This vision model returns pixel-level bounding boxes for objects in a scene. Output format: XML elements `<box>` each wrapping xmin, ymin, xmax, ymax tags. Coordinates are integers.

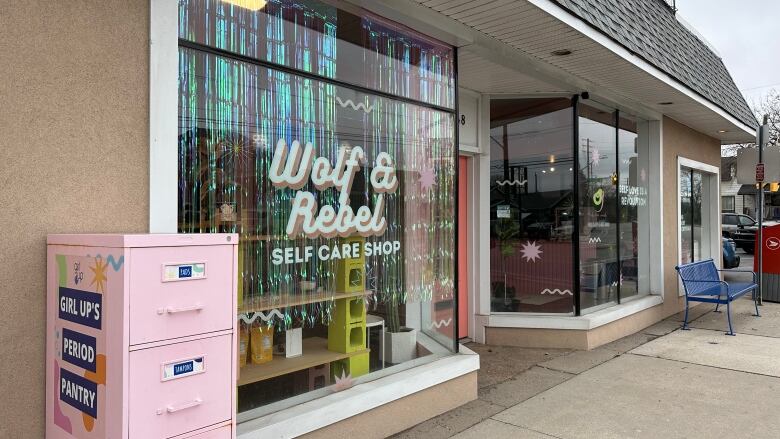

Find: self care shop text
<box><xmin>272</xmin><ymin>240</ymin><xmax>402</xmax><ymax>265</ymax></box>
<box><xmin>270</xmin><ymin>139</ymin><xmax>402</xmax><ymax>265</ymax></box>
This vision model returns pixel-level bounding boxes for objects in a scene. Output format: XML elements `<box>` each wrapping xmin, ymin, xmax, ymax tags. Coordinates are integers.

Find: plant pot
<box><xmin>384</xmin><ymin>327</ymin><xmax>417</xmax><ymax>364</ymax></box>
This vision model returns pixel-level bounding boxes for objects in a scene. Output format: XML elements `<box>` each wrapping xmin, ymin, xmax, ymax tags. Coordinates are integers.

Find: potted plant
<box><xmin>384</xmin><ymin>293</ymin><xmax>417</xmax><ymax>364</ymax></box>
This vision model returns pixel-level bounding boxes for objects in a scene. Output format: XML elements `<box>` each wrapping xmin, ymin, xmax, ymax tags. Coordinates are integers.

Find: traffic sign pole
<box><xmin>757</xmin><ymin>116</ymin><xmax>768</xmax><ymax>306</ymax></box>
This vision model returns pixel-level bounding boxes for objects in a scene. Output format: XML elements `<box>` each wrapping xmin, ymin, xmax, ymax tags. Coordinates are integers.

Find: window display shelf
<box><xmin>238</xmin><ymin>290</ymin><xmax>373</xmax><ymax>314</ymax></box>
<box><xmin>238</xmin><ymin>337</ymin><xmax>369</xmax><ymax>386</ymax></box>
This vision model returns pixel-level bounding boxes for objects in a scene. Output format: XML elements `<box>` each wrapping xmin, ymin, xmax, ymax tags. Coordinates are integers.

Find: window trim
<box><xmin>149</xmin><ymin>0</ymin><xmax>179</xmax><ymax>233</ymax></box>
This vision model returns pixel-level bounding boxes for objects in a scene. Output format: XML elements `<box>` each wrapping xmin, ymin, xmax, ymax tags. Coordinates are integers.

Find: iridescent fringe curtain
<box><xmin>178</xmin><ymin>0</ymin><xmax>455</xmax><ymax>109</ymax></box>
<box><xmin>177</xmin><ymin>0</ymin><xmax>455</xmax><ymax>330</ymax></box>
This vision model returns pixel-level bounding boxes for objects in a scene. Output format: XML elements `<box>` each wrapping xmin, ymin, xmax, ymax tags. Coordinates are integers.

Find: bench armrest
<box><xmin>715</xmin><ymin>269</ymin><xmax>757</xmax><ymax>283</ymax></box>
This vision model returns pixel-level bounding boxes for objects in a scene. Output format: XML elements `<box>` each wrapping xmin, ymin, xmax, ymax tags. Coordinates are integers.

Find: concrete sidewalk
<box><xmin>393</xmin><ymin>297</ymin><xmax>780</xmax><ymax>439</ymax></box>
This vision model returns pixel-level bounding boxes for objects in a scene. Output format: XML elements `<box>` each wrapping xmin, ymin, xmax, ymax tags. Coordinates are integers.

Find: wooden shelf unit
<box><xmin>238</xmin><ymin>290</ymin><xmax>373</xmax><ymax>314</ymax></box>
<box><xmin>238</xmin><ymin>337</ymin><xmax>369</xmax><ymax>386</ymax></box>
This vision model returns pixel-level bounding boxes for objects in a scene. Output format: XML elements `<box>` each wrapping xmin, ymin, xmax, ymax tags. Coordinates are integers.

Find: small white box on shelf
<box><xmin>285</xmin><ymin>327</ymin><xmax>302</xmax><ymax>358</ymax></box>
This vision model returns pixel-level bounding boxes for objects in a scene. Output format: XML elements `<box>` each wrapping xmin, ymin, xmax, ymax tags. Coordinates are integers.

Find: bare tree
<box><xmin>722</xmin><ymin>88</ymin><xmax>780</xmax><ymax>156</ymax></box>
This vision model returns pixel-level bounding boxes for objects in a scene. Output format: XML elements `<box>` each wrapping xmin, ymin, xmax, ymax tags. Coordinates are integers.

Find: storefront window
<box><xmin>680</xmin><ymin>170</ymin><xmax>693</xmax><ymax>264</ymax></box>
<box><xmin>578</xmin><ymin>103</ymin><xmax>618</xmax><ymax>311</ymax></box>
<box><xmin>617</xmin><ymin>115</ymin><xmax>650</xmax><ymax>300</ymax></box>
<box><xmin>680</xmin><ymin>167</ymin><xmax>711</xmax><ymax>263</ymax></box>
<box><xmin>490</xmin><ymin>98</ymin><xmax>652</xmax><ymax>315</ymax></box>
<box><xmin>489</xmin><ymin>98</ymin><xmax>575</xmax><ymax>313</ymax></box>
<box><xmin>178</xmin><ymin>0</ymin><xmax>456</xmax><ymax>420</ymax></box>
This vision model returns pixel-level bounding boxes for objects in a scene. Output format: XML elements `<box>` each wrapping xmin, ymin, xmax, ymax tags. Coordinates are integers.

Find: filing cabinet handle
<box><xmin>158</xmin><ymin>303</ymin><xmax>204</xmax><ymax>315</ymax></box>
<box><xmin>166</xmin><ymin>397</ymin><xmax>202</xmax><ymax>414</ymax></box>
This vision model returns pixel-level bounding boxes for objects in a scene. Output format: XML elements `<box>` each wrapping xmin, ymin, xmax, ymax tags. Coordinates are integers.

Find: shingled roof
<box><xmin>552</xmin><ymin>0</ymin><xmax>758</xmax><ymax>129</ymax></box>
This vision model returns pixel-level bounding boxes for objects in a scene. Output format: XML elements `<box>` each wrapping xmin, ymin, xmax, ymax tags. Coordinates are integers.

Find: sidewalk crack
<box><xmin>489</xmin><ymin>417</ymin><xmax>565</xmax><ymax>439</ymax></box>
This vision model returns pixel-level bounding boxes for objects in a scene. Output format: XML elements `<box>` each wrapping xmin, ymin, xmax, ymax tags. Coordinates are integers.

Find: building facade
<box><xmin>0</xmin><ymin>0</ymin><xmax>756</xmax><ymax>437</ymax></box>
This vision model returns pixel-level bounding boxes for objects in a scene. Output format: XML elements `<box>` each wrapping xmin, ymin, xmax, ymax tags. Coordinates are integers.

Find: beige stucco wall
<box><xmin>660</xmin><ymin>116</ymin><xmax>722</xmax><ymax>311</ymax></box>
<box><xmin>486</xmin><ymin>116</ymin><xmax>723</xmax><ymax>350</ymax></box>
<box><xmin>0</xmin><ymin>1</ymin><xmax>150</xmax><ymax>436</ymax></box>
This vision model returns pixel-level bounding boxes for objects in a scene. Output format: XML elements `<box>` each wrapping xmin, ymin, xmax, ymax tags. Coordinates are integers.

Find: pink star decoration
<box><xmin>520</xmin><ymin>241</ymin><xmax>543</xmax><ymax>262</ymax></box>
<box><xmin>332</xmin><ymin>371</ymin><xmax>354</xmax><ymax>392</ymax></box>
<box><xmin>419</xmin><ymin>165</ymin><xmax>436</xmax><ymax>191</ymax></box>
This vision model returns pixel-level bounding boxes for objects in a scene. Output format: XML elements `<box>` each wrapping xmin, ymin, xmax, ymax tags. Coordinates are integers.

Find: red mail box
<box><xmin>754</xmin><ymin>224</ymin><xmax>780</xmax><ymax>274</ymax></box>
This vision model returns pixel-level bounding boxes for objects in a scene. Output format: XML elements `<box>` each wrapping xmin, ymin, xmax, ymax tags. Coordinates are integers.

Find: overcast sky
<box><xmin>675</xmin><ymin>0</ymin><xmax>780</xmax><ymax>109</ymax></box>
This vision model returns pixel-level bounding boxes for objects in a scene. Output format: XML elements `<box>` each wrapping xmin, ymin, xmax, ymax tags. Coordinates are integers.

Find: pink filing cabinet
<box><xmin>46</xmin><ymin>234</ymin><xmax>238</xmax><ymax>439</ymax></box>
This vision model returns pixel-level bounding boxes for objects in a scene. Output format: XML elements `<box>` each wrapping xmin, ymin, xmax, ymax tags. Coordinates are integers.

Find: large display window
<box><xmin>578</xmin><ymin>103</ymin><xmax>619</xmax><ymax>310</ymax></box>
<box><xmin>577</xmin><ymin>105</ymin><xmax>651</xmax><ymax>312</ymax></box>
<box><xmin>489</xmin><ymin>98</ymin><xmax>575</xmax><ymax>313</ymax></box>
<box><xmin>490</xmin><ymin>98</ymin><xmax>651</xmax><ymax>315</ymax></box>
<box><xmin>177</xmin><ymin>0</ymin><xmax>457</xmax><ymax>420</ymax></box>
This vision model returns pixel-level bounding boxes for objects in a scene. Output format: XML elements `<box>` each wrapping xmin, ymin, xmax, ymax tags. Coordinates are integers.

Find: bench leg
<box><xmin>753</xmin><ymin>288</ymin><xmax>761</xmax><ymax>317</ymax></box>
<box><xmin>726</xmin><ymin>300</ymin><xmax>736</xmax><ymax>336</ymax></box>
<box><xmin>682</xmin><ymin>297</ymin><xmax>690</xmax><ymax>330</ymax></box>
<box><xmin>714</xmin><ymin>301</ymin><xmax>721</xmax><ymax>313</ymax></box>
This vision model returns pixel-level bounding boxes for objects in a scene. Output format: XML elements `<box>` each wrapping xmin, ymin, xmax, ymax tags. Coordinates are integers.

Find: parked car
<box><xmin>722</xmin><ymin>237</ymin><xmax>740</xmax><ymax>269</ymax></box>
<box><xmin>722</xmin><ymin>213</ymin><xmax>755</xmax><ymax>237</ymax></box>
<box><xmin>721</xmin><ymin>213</ymin><xmax>779</xmax><ymax>253</ymax></box>
<box><xmin>722</xmin><ymin>213</ymin><xmax>757</xmax><ymax>253</ymax></box>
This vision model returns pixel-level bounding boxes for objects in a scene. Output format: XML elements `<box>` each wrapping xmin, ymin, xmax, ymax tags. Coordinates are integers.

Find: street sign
<box><xmin>736</xmin><ymin>149</ymin><xmax>779</xmax><ymax>183</ymax></box>
<box><xmin>757</xmin><ymin>163</ymin><xmax>765</xmax><ymax>183</ymax></box>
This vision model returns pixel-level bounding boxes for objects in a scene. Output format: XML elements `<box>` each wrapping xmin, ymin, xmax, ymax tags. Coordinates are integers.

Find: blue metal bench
<box><xmin>674</xmin><ymin>258</ymin><xmax>760</xmax><ymax>336</ymax></box>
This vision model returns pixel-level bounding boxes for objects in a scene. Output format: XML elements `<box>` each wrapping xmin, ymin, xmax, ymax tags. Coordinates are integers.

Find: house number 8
<box><xmin>460</xmin><ymin>115</ymin><xmax>466</xmax><ymax>125</ymax></box>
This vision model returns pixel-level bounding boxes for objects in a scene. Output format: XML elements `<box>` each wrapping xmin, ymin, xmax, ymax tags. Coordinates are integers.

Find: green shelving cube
<box><xmin>331</xmin><ymin>352</ymin><xmax>369</xmax><ymax>379</ymax></box>
<box><xmin>328</xmin><ymin>297</ymin><xmax>366</xmax><ymax>353</ymax></box>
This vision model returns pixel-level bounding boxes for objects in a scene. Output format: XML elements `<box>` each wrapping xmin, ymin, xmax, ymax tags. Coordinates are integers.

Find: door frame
<box><xmin>457</xmin><ymin>152</ymin><xmax>479</xmax><ymax>340</ymax></box>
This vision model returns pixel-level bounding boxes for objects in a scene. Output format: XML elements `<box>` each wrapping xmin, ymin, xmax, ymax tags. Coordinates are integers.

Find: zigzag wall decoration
<box><xmin>335</xmin><ymin>96</ymin><xmax>374</xmax><ymax>114</ymax></box>
<box><xmin>540</xmin><ymin>288</ymin><xmax>573</xmax><ymax>295</ymax></box>
<box><xmin>495</xmin><ymin>179</ymin><xmax>527</xmax><ymax>186</ymax></box>
<box><xmin>429</xmin><ymin>318</ymin><xmax>452</xmax><ymax>329</ymax></box>
<box><xmin>588</xmin><ymin>237</ymin><xmax>602</xmax><ymax>243</ymax></box>
<box><xmin>239</xmin><ymin>309</ymin><xmax>284</xmax><ymax>325</ymax></box>
<box><xmin>87</xmin><ymin>254</ymin><xmax>125</xmax><ymax>271</ymax></box>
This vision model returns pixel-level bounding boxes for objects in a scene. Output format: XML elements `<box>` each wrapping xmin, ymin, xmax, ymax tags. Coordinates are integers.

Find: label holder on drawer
<box><xmin>162</xmin><ymin>355</ymin><xmax>206</xmax><ymax>381</ymax></box>
<box><xmin>162</xmin><ymin>261</ymin><xmax>207</xmax><ymax>282</ymax></box>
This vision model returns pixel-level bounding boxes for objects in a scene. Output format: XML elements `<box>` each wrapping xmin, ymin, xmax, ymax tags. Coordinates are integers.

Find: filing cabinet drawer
<box><xmin>129</xmin><ymin>245</ymin><xmax>233</xmax><ymax>345</ymax></box>
<box><xmin>184</xmin><ymin>425</ymin><xmax>232</xmax><ymax>439</ymax></box>
<box><xmin>129</xmin><ymin>334</ymin><xmax>232</xmax><ymax>439</ymax></box>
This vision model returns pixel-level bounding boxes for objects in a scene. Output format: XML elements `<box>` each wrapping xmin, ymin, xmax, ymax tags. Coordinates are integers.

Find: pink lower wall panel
<box><xmin>46</xmin><ymin>234</ymin><xmax>237</xmax><ymax>439</ymax></box>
